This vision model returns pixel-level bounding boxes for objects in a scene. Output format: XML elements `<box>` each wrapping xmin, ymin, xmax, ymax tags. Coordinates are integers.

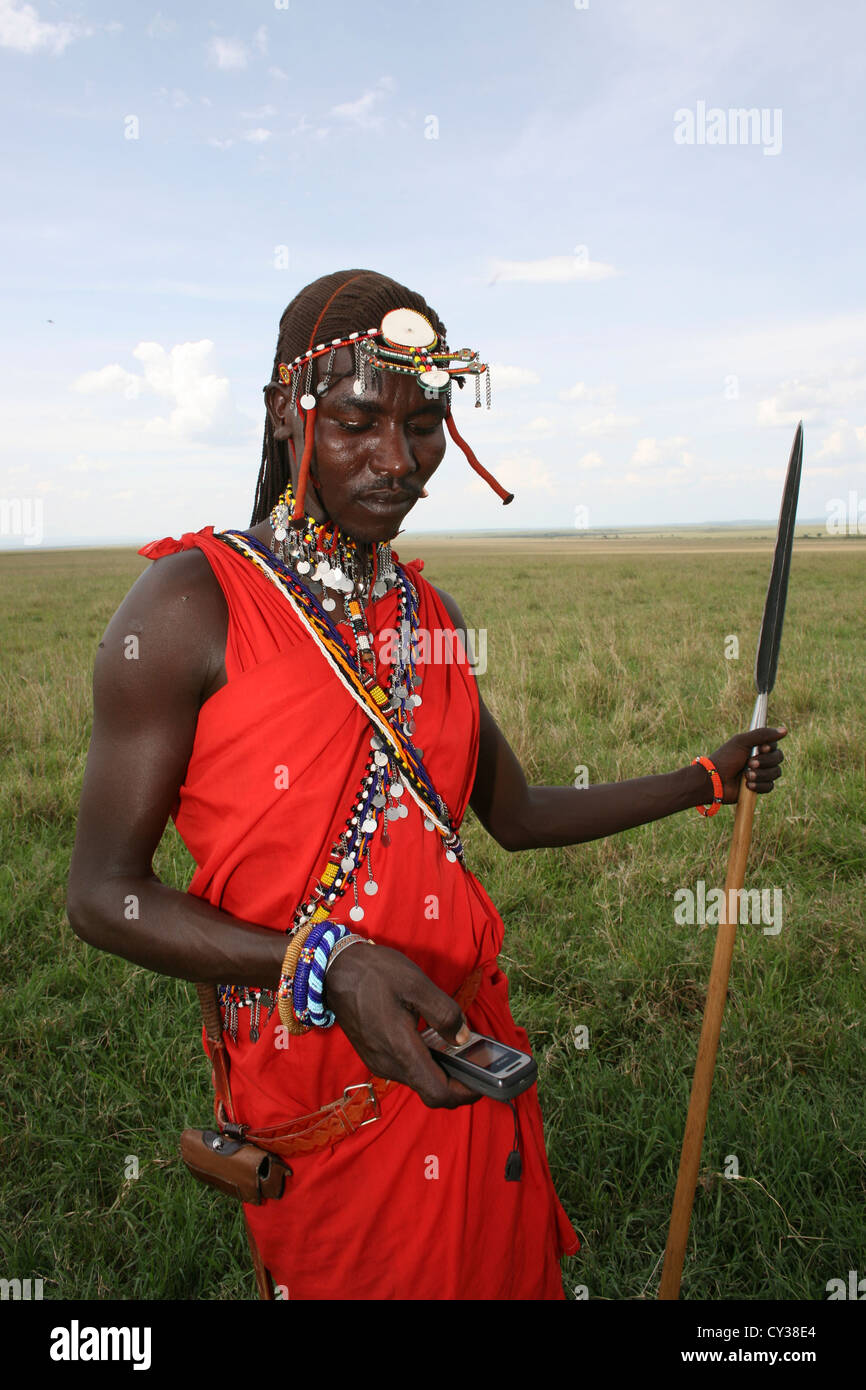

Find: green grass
<box><xmin>1</xmin><ymin>542</ymin><xmax>863</xmax><ymax>1300</ymax></box>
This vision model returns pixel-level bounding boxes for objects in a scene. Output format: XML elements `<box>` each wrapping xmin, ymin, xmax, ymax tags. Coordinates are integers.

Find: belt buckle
<box><xmin>342</xmin><ymin>1081</ymin><xmax>381</xmax><ymax>1128</ymax></box>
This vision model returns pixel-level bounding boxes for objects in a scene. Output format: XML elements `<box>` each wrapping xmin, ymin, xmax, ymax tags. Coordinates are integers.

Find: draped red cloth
<box><xmin>139</xmin><ymin>525</ymin><xmax>579</xmax><ymax>1299</ymax></box>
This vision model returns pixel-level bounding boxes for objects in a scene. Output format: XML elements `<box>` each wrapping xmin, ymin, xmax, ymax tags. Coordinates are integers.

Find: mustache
<box><xmin>360</xmin><ymin>484</ymin><xmax>429</xmax><ymax>500</ymax></box>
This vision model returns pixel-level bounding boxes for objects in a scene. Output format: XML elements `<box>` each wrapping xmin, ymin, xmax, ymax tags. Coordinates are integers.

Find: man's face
<box><xmin>266</xmin><ymin>345</ymin><xmax>448</xmax><ymax>543</ymax></box>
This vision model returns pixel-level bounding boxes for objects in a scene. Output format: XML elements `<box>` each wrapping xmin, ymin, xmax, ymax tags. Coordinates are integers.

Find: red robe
<box><xmin>139</xmin><ymin>526</ymin><xmax>579</xmax><ymax>1299</ymax></box>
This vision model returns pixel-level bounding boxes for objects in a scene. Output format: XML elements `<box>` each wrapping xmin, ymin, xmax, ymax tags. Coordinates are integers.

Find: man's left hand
<box><xmin>705</xmin><ymin>725</ymin><xmax>788</xmax><ymax>803</ymax></box>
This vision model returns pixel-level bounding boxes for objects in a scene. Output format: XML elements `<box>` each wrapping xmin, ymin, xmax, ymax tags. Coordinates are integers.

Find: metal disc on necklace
<box><xmin>372</xmin><ymin>793</ymin><xmax>387</xmax><ymax>808</ymax></box>
<box><xmin>390</xmin><ymin>782</ymin><xmax>404</xmax><ymax>798</ymax></box>
<box><xmin>362</xmin><ymin>816</ymin><xmax>377</xmax><ymax>833</ymax></box>
<box><xmin>445</xmin><ymin>849</ymin><xmax>457</xmax><ymax>862</ymax></box>
<box><xmin>297</xmin><ymin>559</ymin><xmax>311</xmax><ymax>574</ymax></box>
<box><xmin>399</xmin><ymin>804</ymin><xmax>409</xmax><ymax>818</ymax></box>
<box><xmin>322</xmin><ymin>597</ymin><xmax>336</xmax><ymax>611</ymax></box>
<box><xmin>423</xmin><ymin>817</ymin><xmax>435</xmax><ymax>831</ymax></box>
<box><xmin>274</xmin><ymin>526</ymin><xmax>287</xmax><ymax>542</ymax></box>
<box><xmin>340</xmin><ymin>856</ymin><xmax>355</xmax><ymax>872</ymax></box>
<box><xmin>370</xmin><ymin>734</ymin><xmax>383</xmax><ymax>749</ymax></box>
<box><xmin>372</xmin><ymin>580</ymin><xmax>388</xmax><ymax>598</ymax></box>
<box><xmin>412</xmin><ymin>694</ymin><xmax>422</xmax><ymax>707</ymax></box>
<box><xmin>349</xmin><ymin>904</ymin><xmax>365</xmax><ymax>922</ymax></box>
<box><xmin>374</xmin><ymin>751</ymin><xmax>388</xmax><ymax>767</ymax></box>
<box><xmin>363</xmin><ymin>880</ymin><xmax>379</xmax><ymax>896</ymax></box>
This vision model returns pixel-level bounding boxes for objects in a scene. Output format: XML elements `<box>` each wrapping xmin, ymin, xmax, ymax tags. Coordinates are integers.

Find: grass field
<box><xmin>1</xmin><ymin>530</ymin><xmax>864</xmax><ymax>1301</ymax></box>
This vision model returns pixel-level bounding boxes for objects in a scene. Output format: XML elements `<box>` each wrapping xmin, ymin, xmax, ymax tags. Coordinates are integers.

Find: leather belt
<box><xmin>215</xmin><ymin>966</ymin><xmax>484</xmax><ymax>1161</ymax></box>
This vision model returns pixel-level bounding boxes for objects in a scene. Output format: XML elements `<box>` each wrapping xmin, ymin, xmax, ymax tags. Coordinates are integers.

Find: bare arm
<box><xmin>65</xmin><ymin>550</ymin><xmax>288</xmax><ymax>987</ymax></box>
<box><xmin>433</xmin><ymin>586</ymin><xmax>785</xmax><ymax>852</ymax></box>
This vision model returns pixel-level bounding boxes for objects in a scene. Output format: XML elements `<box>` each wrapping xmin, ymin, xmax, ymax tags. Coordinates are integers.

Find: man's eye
<box><xmin>409</xmin><ymin>423</ymin><xmax>440</xmax><ymax>435</ymax></box>
<box><xmin>336</xmin><ymin>420</ymin><xmax>368</xmax><ymax>432</ymax></box>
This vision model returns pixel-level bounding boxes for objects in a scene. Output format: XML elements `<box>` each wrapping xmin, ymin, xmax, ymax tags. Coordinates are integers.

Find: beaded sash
<box><xmin>212</xmin><ymin>528</ymin><xmax>468</xmax><ymax>1042</ymax></box>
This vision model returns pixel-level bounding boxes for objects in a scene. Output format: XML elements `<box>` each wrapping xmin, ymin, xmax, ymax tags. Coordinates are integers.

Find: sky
<box><xmin>2</xmin><ymin>0</ymin><xmax>865</xmax><ymax>546</ymax></box>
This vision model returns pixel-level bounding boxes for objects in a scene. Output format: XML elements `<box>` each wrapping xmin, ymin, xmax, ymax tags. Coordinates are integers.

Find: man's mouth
<box><xmin>360</xmin><ymin>490</ymin><xmax>416</xmax><ymax>509</ymax></box>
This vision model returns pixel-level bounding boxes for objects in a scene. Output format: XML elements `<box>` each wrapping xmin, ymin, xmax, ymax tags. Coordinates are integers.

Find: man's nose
<box><xmin>368</xmin><ymin>422</ymin><xmax>418</xmax><ymax>484</ymax></box>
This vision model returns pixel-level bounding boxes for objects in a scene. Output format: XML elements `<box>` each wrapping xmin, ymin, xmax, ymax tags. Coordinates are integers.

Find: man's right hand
<box><xmin>324</xmin><ymin>943</ymin><xmax>481</xmax><ymax>1109</ymax></box>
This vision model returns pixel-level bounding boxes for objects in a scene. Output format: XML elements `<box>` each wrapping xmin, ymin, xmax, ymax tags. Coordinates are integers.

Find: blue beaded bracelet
<box><xmin>293</xmin><ymin>920</ymin><xmax>350</xmax><ymax>1028</ymax></box>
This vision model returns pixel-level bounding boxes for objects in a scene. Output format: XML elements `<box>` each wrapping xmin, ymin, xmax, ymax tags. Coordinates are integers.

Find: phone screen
<box><xmin>459</xmin><ymin>1040</ymin><xmax>513</xmax><ymax>1070</ymax></box>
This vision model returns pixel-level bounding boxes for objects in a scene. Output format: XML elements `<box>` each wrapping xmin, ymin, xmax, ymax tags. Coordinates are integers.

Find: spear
<box><xmin>658</xmin><ymin>421</ymin><xmax>804</xmax><ymax>1300</ymax></box>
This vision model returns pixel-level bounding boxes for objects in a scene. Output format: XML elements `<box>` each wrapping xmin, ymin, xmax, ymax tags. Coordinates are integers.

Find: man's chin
<box><xmin>344</xmin><ymin>500</ymin><xmax>414</xmax><ymax>543</ymax></box>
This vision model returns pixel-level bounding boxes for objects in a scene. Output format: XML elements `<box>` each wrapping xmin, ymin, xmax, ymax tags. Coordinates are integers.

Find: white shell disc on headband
<box><xmin>380</xmin><ymin>308</ymin><xmax>437</xmax><ymax>349</ymax></box>
<box><xmin>300</xmin><ymin>393</ymin><xmax>317</xmax><ymax>410</ymax></box>
<box><xmin>418</xmin><ymin>367</ymin><xmax>450</xmax><ymax>390</ymax></box>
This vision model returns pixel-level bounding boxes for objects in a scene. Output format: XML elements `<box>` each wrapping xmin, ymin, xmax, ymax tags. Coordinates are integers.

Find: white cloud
<box><xmin>0</xmin><ymin>0</ymin><xmax>81</xmax><ymax>53</ymax></box>
<box><xmin>580</xmin><ymin>413</ymin><xmax>640</xmax><ymax>436</ymax></box>
<box><xmin>620</xmin><ymin>465</ymin><xmax>691</xmax><ymax>489</ymax></box>
<box><xmin>331</xmin><ymin>78</ymin><xmax>394</xmax><ymax>130</ymax></box>
<box><xmin>208</xmin><ymin>36</ymin><xmax>248</xmax><ymax>71</ymax></box>
<box><xmin>466</xmin><ymin>452</ymin><xmax>556</xmax><ymax>496</ymax></box>
<box><xmin>241</xmin><ymin>104</ymin><xmax>277</xmax><ymax>120</ymax></box>
<box><xmin>527</xmin><ymin>416</ymin><xmax>554</xmax><ymax>436</ymax></box>
<box><xmin>146</xmin><ymin>11</ymin><xmax>175</xmax><ymax>39</ymax></box>
<box><xmin>63</xmin><ymin>454</ymin><xmax>113</xmax><ymax>473</ymax></box>
<box><xmin>630</xmin><ymin>435</ymin><xmax>688</xmax><ymax>467</ymax></box>
<box><xmin>486</xmin><ymin>364</ymin><xmax>540</xmax><ymax>390</ymax></box>
<box><xmin>756</xmin><ymin>395</ymin><xmax>818</xmax><ymax>429</ymax></box>
<box><xmin>72</xmin><ymin>363</ymin><xmax>142</xmax><ymax>397</ymax></box>
<box><xmin>577</xmin><ymin>451</ymin><xmax>604</xmax><ymax>470</ymax></box>
<box><xmin>156</xmin><ymin>87</ymin><xmax>192</xmax><ymax>110</ymax></box>
<box><xmin>488</xmin><ymin>254</ymin><xmax>617</xmax><ymax>286</ymax></box>
<box><xmin>72</xmin><ymin>340</ymin><xmax>238</xmax><ymax>441</ymax></box>
<box><xmin>269</xmin><ymin>66</ymin><xmax>288</xmax><ymax>80</ymax></box>
<box><xmin>756</xmin><ymin>364</ymin><xmax>866</xmax><ymax>436</ymax></box>
<box><xmin>560</xmin><ymin>381</ymin><xmax>617</xmax><ymax>405</ymax></box>
<box><xmin>815</xmin><ymin>421</ymin><xmax>866</xmax><ymax>461</ymax></box>
<box><xmin>253</xmin><ymin>24</ymin><xmax>267</xmax><ymax>55</ymax></box>
<box><xmin>244</xmin><ymin>128</ymin><xmax>271</xmax><ymax>143</ymax></box>
<box><xmin>208</xmin><ymin>137</ymin><xmax>234</xmax><ymax>150</ymax></box>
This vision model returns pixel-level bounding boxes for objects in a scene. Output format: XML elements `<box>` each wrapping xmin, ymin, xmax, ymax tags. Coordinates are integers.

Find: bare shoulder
<box><xmin>428</xmin><ymin>582</ymin><xmax>468</xmax><ymax>631</ymax></box>
<box><xmin>94</xmin><ymin>544</ymin><xmax>228</xmax><ymax>713</ymax></box>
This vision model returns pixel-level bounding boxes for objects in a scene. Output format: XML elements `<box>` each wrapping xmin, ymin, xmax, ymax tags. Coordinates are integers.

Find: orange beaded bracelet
<box><xmin>692</xmin><ymin>756</ymin><xmax>723</xmax><ymax>817</ymax></box>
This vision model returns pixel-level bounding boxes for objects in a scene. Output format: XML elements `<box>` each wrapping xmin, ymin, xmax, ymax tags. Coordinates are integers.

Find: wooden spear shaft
<box><xmin>658</xmin><ymin>695</ymin><xmax>766</xmax><ymax>1300</ymax></box>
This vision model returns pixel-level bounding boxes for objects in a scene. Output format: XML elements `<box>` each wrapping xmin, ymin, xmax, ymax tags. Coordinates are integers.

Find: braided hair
<box><xmin>251</xmin><ymin>269</ymin><xmax>449</xmax><ymax>525</ymax></box>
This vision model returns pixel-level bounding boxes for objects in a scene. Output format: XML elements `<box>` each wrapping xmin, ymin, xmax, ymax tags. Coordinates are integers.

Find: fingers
<box><xmin>401</xmin><ymin>976</ymin><xmax>470</xmax><ymax>1049</ymax></box>
<box><xmin>745</xmin><ymin>743</ymin><xmax>784</xmax><ymax>793</ymax></box>
<box><xmin>391</xmin><ymin>1026</ymin><xmax>480</xmax><ymax>1109</ymax></box>
<box><xmin>751</xmin><ymin>725</ymin><xmax>788</xmax><ymax>744</ymax></box>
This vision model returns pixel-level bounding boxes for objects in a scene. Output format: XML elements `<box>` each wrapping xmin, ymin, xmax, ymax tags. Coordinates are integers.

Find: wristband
<box><xmin>294</xmin><ymin>920</ymin><xmax>351</xmax><ymax>1027</ymax></box>
<box><xmin>277</xmin><ymin>922</ymin><xmax>316</xmax><ymax>1034</ymax></box>
<box><xmin>692</xmin><ymin>755</ymin><xmax>723</xmax><ymax>817</ymax></box>
<box><xmin>324</xmin><ymin>934</ymin><xmax>375</xmax><ymax>976</ymax></box>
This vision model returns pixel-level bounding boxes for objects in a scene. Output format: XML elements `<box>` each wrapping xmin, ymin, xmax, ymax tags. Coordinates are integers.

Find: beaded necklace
<box><xmin>213</xmin><ymin>483</ymin><xmax>466</xmax><ymax>1044</ymax></box>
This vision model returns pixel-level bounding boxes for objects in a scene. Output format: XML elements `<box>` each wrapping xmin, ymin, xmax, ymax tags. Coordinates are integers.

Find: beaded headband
<box><xmin>268</xmin><ymin>306</ymin><xmax>514</xmax><ymax>523</ymax></box>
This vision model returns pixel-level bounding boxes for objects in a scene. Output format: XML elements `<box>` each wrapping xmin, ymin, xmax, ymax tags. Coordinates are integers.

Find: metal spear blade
<box><xmin>754</xmin><ymin>421</ymin><xmax>803</xmax><ymax>698</ymax></box>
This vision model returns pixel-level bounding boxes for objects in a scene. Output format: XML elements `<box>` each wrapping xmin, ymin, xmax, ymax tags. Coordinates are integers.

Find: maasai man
<box><xmin>66</xmin><ymin>269</ymin><xmax>787</xmax><ymax>1300</ymax></box>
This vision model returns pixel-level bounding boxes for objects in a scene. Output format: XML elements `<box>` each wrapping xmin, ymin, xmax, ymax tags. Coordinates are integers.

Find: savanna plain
<box><xmin>1</xmin><ymin>527</ymin><xmax>863</xmax><ymax>1300</ymax></box>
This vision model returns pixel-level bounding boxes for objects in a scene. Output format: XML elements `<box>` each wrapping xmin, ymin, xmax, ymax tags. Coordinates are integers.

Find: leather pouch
<box><xmin>180</xmin><ymin>1129</ymin><xmax>291</xmax><ymax>1205</ymax></box>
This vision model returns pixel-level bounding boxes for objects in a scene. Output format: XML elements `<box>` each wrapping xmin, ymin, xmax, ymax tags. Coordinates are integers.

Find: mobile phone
<box><xmin>421</xmin><ymin>1026</ymin><xmax>538</xmax><ymax>1102</ymax></box>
